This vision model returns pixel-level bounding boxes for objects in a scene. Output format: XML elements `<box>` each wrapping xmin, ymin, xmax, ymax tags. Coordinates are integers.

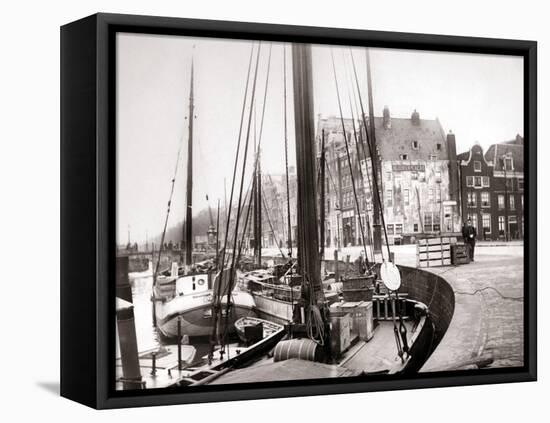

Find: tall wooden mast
<box><xmin>366</xmin><ymin>49</ymin><xmax>382</xmax><ymax>254</ymax></box>
<box><xmin>319</xmin><ymin>130</ymin><xmax>326</xmax><ymax>259</ymax></box>
<box><xmin>184</xmin><ymin>57</ymin><xmax>195</xmax><ymax>266</ymax></box>
<box><xmin>291</xmin><ymin>43</ymin><xmax>322</xmax><ymax>295</ymax></box>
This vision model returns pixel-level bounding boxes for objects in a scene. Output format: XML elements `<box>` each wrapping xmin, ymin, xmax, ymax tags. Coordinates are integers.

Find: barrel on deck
<box><xmin>273</xmin><ymin>338</ymin><xmax>324</xmax><ymax>363</ymax></box>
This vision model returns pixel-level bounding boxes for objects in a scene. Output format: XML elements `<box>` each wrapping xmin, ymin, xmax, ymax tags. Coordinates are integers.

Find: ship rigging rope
<box><xmin>260</xmin><ymin>180</ymin><xmax>286</xmax><ymax>258</ymax></box>
<box><xmin>221</xmin><ymin>43</ymin><xmax>272</xmax><ymax>349</ymax></box>
<box><xmin>330</xmin><ymin>49</ymin><xmax>370</xmax><ymax>267</ymax></box>
<box><xmin>218</xmin><ymin>43</ymin><xmax>256</xmax><ymax>284</ymax></box>
<box><xmin>210</xmin><ymin>43</ymin><xmax>257</xmax><ymax>358</ymax></box>
<box><xmin>343</xmin><ymin>52</ymin><xmax>376</xmax><ymax>263</ymax></box>
<box><xmin>153</xmin><ymin>134</ymin><xmax>185</xmax><ymax>286</ymax></box>
<box><xmin>349</xmin><ymin>49</ymin><xmax>392</xmax><ymax>261</ymax></box>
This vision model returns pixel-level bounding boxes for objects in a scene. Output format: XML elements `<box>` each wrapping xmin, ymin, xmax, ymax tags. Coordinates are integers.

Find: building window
<box><xmin>386</xmin><ymin>171</ymin><xmax>392</xmax><ymax>181</ymax></box>
<box><xmin>387</xmin><ymin>190</ymin><xmax>393</xmax><ymax>207</ymax></box>
<box><xmin>412</xmin><ymin>140</ymin><xmax>419</xmax><ymax>150</ymax></box>
<box><xmin>430</xmin><ymin>154</ymin><xmax>438</xmax><ymax>161</ymax></box>
<box><xmin>395</xmin><ymin>224</ymin><xmax>403</xmax><ymax>235</ymax></box>
<box><xmin>428</xmin><ymin>188</ymin><xmax>435</xmax><ymax>204</ymax></box>
<box><xmin>521</xmin><ymin>195</ymin><xmax>524</xmax><ymax>209</ymax></box>
<box><xmin>403</xmin><ymin>189</ymin><xmax>410</xmax><ymax>206</ymax></box>
<box><xmin>387</xmin><ymin>224</ymin><xmax>394</xmax><ymax>235</ymax></box>
<box><xmin>413</xmin><ymin>223</ymin><xmax>419</xmax><ymax>232</ymax></box>
<box><xmin>474</xmin><ymin>176</ymin><xmax>482</xmax><ymax>187</ymax></box>
<box><xmin>509</xmin><ymin>195</ymin><xmax>515</xmax><ymax>210</ymax></box>
<box><xmin>518</xmin><ymin>178</ymin><xmax>524</xmax><ymax>190</ymax></box>
<box><xmin>482</xmin><ymin>176</ymin><xmax>490</xmax><ymax>187</ymax></box>
<box><xmin>482</xmin><ymin>214</ymin><xmax>491</xmax><ymax>235</ymax></box>
<box><xmin>505</xmin><ymin>178</ymin><xmax>514</xmax><ymax>190</ymax></box>
<box><xmin>467</xmin><ymin>213</ymin><xmax>478</xmax><ymax>231</ymax></box>
<box><xmin>435</xmin><ymin>171</ymin><xmax>442</xmax><ymax>183</ymax></box>
<box><xmin>481</xmin><ymin>192</ymin><xmax>490</xmax><ymax>207</ymax></box>
<box><xmin>424</xmin><ymin>212</ymin><xmax>441</xmax><ymax>232</ymax></box>
<box><xmin>466</xmin><ymin>176</ymin><xmax>474</xmax><ymax>187</ymax></box>
<box><xmin>411</xmin><ymin>171</ymin><xmax>418</xmax><ymax>180</ymax></box>
<box><xmin>400</xmin><ymin>154</ymin><xmax>408</xmax><ymax>160</ymax></box>
<box><xmin>498</xmin><ymin>194</ymin><xmax>505</xmax><ymax>209</ymax></box>
<box><xmin>498</xmin><ymin>216</ymin><xmax>506</xmax><ymax>235</ymax></box>
<box><xmin>436</xmin><ymin>143</ymin><xmax>442</xmax><ymax>151</ymax></box>
<box><xmin>474</xmin><ymin>161</ymin><xmax>482</xmax><ymax>172</ymax></box>
<box><xmin>467</xmin><ymin>191</ymin><xmax>477</xmax><ymax>207</ymax></box>
<box><xmin>503</xmin><ymin>157</ymin><xmax>514</xmax><ymax>171</ymax></box>
<box><xmin>435</xmin><ymin>187</ymin><xmax>441</xmax><ymax>203</ymax></box>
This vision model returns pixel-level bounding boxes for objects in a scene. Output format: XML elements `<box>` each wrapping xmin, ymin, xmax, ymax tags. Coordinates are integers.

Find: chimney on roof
<box><xmin>383</xmin><ymin>105</ymin><xmax>391</xmax><ymax>129</ymax></box>
<box><xmin>516</xmin><ymin>134</ymin><xmax>524</xmax><ymax>145</ymax></box>
<box><xmin>411</xmin><ymin>109</ymin><xmax>420</xmax><ymax>126</ymax></box>
<box><xmin>446</xmin><ymin>131</ymin><xmax>459</xmax><ymax>203</ymax></box>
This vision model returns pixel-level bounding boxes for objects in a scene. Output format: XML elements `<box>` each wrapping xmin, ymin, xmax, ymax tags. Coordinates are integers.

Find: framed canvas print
<box><xmin>60</xmin><ymin>13</ymin><xmax>537</xmax><ymax>409</ymax></box>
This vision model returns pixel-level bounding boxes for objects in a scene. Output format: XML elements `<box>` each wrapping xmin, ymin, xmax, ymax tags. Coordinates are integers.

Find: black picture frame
<box><xmin>60</xmin><ymin>12</ymin><xmax>537</xmax><ymax>409</ymax></box>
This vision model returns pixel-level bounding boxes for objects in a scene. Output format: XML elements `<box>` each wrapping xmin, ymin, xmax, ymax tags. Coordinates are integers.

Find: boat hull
<box><xmin>155</xmin><ymin>290</ymin><xmax>257</xmax><ymax>339</ymax></box>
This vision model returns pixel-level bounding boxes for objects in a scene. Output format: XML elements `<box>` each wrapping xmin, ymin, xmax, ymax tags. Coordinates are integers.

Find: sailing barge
<box><xmin>174</xmin><ymin>43</ymin><xmax>441</xmax><ymax>384</ymax></box>
<box><xmin>151</xmin><ymin>42</ymin><xmax>449</xmax><ymax>386</ymax></box>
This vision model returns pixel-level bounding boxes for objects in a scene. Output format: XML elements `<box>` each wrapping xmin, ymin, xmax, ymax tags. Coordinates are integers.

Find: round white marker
<box><xmin>380</xmin><ymin>261</ymin><xmax>401</xmax><ymax>291</ymax></box>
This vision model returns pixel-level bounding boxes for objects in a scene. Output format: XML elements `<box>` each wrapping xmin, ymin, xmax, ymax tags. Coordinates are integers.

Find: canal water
<box><xmin>124</xmin><ymin>274</ymin><xmax>212</xmax><ymax>365</ymax></box>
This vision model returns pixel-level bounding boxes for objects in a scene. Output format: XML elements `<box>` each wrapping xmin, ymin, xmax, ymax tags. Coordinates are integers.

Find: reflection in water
<box><xmin>128</xmin><ymin>275</ymin><xmax>211</xmax><ymax>366</ymax></box>
<box><xmin>131</xmin><ymin>276</ymin><xmax>159</xmax><ymax>353</ymax></box>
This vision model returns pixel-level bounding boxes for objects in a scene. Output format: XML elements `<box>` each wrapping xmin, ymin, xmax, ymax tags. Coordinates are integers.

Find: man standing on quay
<box><xmin>462</xmin><ymin>218</ymin><xmax>477</xmax><ymax>262</ymax></box>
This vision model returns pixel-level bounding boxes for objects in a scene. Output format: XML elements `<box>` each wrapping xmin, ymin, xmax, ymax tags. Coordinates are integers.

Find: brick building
<box><xmin>485</xmin><ymin>135</ymin><xmax>524</xmax><ymax>240</ymax></box>
<box><xmin>317</xmin><ymin>107</ymin><xmax>461</xmax><ymax>247</ymax></box>
<box><xmin>457</xmin><ymin>143</ymin><xmax>494</xmax><ymax>239</ymax></box>
<box><xmin>457</xmin><ymin>135</ymin><xmax>524</xmax><ymax>241</ymax></box>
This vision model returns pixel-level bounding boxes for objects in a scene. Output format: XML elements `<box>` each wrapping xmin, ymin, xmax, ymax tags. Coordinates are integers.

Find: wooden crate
<box><xmin>342</xmin><ymin>288</ymin><xmax>373</xmax><ymax>302</ymax></box>
<box><xmin>329</xmin><ymin>311</ymin><xmax>352</xmax><ymax>357</ymax></box>
<box><xmin>416</xmin><ymin>237</ymin><xmax>453</xmax><ymax>268</ymax></box>
<box><xmin>342</xmin><ymin>275</ymin><xmax>374</xmax><ymax>290</ymax></box>
<box><xmin>451</xmin><ymin>243</ymin><xmax>470</xmax><ymax>265</ymax></box>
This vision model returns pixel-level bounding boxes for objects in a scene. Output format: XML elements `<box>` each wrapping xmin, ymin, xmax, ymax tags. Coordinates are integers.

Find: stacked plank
<box><xmin>416</xmin><ymin>237</ymin><xmax>456</xmax><ymax>268</ymax></box>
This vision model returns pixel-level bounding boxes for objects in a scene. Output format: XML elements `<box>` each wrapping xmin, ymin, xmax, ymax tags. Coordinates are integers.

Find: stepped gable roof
<box><xmin>457</xmin><ymin>150</ymin><xmax>470</xmax><ymax>161</ymax></box>
<box><xmin>485</xmin><ymin>142</ymin><xmax>524</xmax><ymax>173</ymax></box>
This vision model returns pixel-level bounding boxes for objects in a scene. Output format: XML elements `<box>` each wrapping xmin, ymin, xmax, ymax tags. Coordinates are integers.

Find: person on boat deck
<box><xmin>462</xmin><ymin>218</ymin><xmax>477</xmax><ymax>262</ymax></box>
<box><xmin>354</xmin><ymin>252</ymin><xmax>366</xmax><ymax>274</ymax></box>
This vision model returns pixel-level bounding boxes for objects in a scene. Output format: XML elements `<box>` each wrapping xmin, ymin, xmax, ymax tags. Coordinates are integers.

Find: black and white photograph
<box><xmin>114</xmin><ymin>32</ymin><xmax>526</xmax><ymax>391</ymax></box>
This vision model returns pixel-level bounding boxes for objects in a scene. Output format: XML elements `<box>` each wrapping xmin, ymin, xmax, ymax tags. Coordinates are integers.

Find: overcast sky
<box><xmin>116</xmin><ymin>33</ymin><xmax>523</xmax><ymax>244</ymax></box>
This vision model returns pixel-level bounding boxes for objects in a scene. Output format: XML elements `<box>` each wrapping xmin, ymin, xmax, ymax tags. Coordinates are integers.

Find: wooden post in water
<box><xmin>116</xmin><ymin>256</ymin><xmax>132</xmax><ymax>303</ymax></box>
<box><xmin>116</xmin><ymin>300</ymin><xmax>143</xmax><ymax>389</ymax></box>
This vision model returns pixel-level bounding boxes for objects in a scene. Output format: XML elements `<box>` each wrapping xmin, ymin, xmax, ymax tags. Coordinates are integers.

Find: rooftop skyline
<box><xmin>116</xmin><ymin>33</ymin><xmax>523</xmax><ymax>244</ymax></box>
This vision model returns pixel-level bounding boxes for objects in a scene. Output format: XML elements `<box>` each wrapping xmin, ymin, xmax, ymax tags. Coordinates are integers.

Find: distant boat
<box><xmin>153</xmin><ymin>269</ymin><xmax>256</xmax><ymax>339</ymax></box>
